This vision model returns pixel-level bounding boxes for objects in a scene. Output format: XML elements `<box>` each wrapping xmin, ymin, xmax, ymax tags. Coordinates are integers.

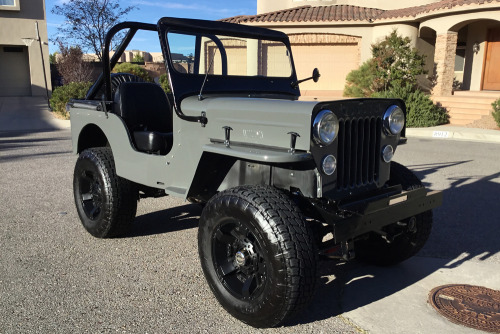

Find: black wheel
<box><xmin>73</xmin><ymin>147</ymin><xmax>137</xmax><ymax>238</ymax></box>
<box><xmin>355</xmin><ymin>162</ymin><xmax>433</xmax><ymax>266</ymax></box>
<box><xmin>198</xmin><ymin>185</ymin><xmax>317</xmax><ymax>328</ymax></box>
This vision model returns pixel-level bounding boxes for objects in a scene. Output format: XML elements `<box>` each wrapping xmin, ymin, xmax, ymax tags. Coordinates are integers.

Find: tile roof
<box><xmin>222</xmin><ymin>5</ymin><xmax>384</xmax><ymax>23</ymax></box>
<box><xmin>378</xmin><ymin>0</ymin><xmax>499</xmax><ymax>19</ymax></box>
<box><xmin>221</xmin><ymin>0</ymin><xmax>500</xmax><ymax>24</ymax></box>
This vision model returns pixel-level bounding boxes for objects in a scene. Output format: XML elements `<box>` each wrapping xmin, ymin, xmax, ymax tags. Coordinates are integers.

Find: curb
<box><xmin>406</xmin><ymin>126</ymin><xmax>500</xmax><ymax>144</ymax></box>
<box><xmin>50</xmin><ymin>118</ymin><xmax>71</xmax><ymax>129</ymax></box>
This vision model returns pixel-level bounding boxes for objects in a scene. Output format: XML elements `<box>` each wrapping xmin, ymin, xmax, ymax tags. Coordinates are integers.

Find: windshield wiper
<box><xmin>198</xmin><ymin>49</ymin><xmax>217</xmax><ymax>101</ymax></box>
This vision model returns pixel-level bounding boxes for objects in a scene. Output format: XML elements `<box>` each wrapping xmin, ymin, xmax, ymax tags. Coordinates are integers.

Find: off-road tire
<box><xmin>355</xmin><ymin>162</ymin><xmax>433</xmax><ymax>266</ymax></box>
<box><xmin>73</xmin><ymin>147</ymin><xmax>137</xmax><ymax>238</ymax></box>
<box><xmin>198</xmin><ymin>185</ymin><xmax>317</xmax><ymax>328</ymax></box>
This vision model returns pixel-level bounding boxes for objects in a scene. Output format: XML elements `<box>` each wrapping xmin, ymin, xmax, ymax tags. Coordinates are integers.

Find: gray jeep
<box><xmin>70</xmin><ymin>17</ymin><xmax>442</xmax><ymax>328</ymax></box>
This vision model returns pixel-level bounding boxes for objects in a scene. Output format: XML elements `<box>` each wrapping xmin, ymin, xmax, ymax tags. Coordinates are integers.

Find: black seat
<box><xmin>114</xmin><ymin>82</ymin><xmax>173</xmax><ymax>155</ymax></box>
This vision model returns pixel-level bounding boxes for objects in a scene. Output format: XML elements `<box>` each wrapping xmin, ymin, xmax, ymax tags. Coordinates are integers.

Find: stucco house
<box><xmin>0</xmin><ymin>0</ymin><xmax>51</xmax><ymax>97</ymax></box>
<box><xmin>224</xmin><ymin>0</ymin><xmax>500</xmax><ymax>125</ymax></box>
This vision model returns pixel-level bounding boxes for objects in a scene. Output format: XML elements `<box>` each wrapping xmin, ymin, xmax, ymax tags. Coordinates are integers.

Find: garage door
<box><xmin>0</xmin><ymin>45</ymin><xmax>31</xmax><ymax>96</ymax></box>
<box><xmin>291</xmin><ymin>43</ymin><xmax>359</xmax><ymax>92</ymax></box>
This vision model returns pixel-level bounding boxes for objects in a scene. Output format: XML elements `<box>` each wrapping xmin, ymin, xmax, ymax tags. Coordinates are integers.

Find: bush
<box><xmin>132</xmin><ymin>52</ymin><xmax>144</xmax><ymax>63</ymax></box>
<box><xmin>159</xmin><ymin>73</ymin><xmax>171</xmax><ymax>94</ymax></box>
<box><xmin>344</xmin><ymin>30</ymin><xmax>445</xmax><ymax>127</ymax></box>
<box><xmin>50</xmin><ymin>82</ymin><xmax>93</xmax><ymax>119</ymax></box>
<box><xmin>373</xmin><ymin>83</ymin><xmax>449</xmax><ymax>127</ymax></box>
<box><xmin>492</xmin><ymin>98</ymin><xmax>500</xmax><ymax>128</ymax></box>
<box><xmin>371</xmin><ymin>30</ymin><xmax>426</xmax><ymax>91</ymax></box>
<box><xmin>112</xmin><ymin>63</ymin><xmax>152</xmax><ymax>82</ymax></box>
<box><xmin>344</xmin><ymin>30</ymin><xmax>426</xmax><ymax>97</ymax></box>
<box><xmin>344</xmin><ymin>61</ymin><xmax>377</xmax><ymax>97</ymax></box>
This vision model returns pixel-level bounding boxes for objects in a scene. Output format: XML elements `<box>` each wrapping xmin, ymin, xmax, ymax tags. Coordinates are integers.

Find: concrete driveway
<box><xmin>0</xmin><ymin>97</ymin><xmax>69</xmax><ymax>132</ymax></box>
<box><xmin>1</xmin><ymin>104</ymin><xmax>499</xmax><ymax>333</ymax></box>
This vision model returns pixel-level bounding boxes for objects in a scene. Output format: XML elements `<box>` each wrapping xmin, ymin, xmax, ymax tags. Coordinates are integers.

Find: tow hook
<box><xmin>397</xmin><ymin>216</ymin><xmax>417</xmax><ymax>233</ymax></box>
<box><xmin>374</xmin><ymin>229</ymin><xmax>394</xmax><ymax>244</ymax></box>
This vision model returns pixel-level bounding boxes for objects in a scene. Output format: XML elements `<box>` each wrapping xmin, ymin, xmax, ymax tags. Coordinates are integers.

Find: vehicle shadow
<box><xmin>118</xmin><ymin>160</ymin><xmax>500</xmax><ymax>327</ymax></box>
<box><xmin>291</xmin><ymin>162</ymin><xmax>500</xmax><ymax>325</ymax></box>
<box><xmin>0</xmin><ymin>130</ymin><xmax>72</xmax><ymax>163</ymax></box>
<box><xmin>129</xmin><ymin>203</ymin><xmax>202</xmax><ymax>238</ymax></box>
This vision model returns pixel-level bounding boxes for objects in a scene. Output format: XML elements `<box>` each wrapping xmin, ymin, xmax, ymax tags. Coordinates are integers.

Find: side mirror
<box><xmin>312</xmin><ymin>68</ymin><xmax>320</xmax><ymax>83</ymax></box>
<box><xmin>291</xmin><ymin>67</ymin><xmax>321</xmax><ymax>88</ymax></box>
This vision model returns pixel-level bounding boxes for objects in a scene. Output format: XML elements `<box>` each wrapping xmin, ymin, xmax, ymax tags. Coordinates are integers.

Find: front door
<box><xmin>482</xmin><ymin>28</ymin><xmax>500</xmax><ymax>90</ymax></box>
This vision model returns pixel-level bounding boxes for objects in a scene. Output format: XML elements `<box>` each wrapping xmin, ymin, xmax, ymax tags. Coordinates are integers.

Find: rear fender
<box><xmin>70</xmin><ymin>107</ymin><xmax>170</xmax><ymax>188</ymax></box>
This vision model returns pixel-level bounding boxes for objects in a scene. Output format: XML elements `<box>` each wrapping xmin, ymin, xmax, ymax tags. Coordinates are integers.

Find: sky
<box><xmin>45</xmin><ymin>0</ymin><xmax>257</xmax><ymax>54</ymax></box>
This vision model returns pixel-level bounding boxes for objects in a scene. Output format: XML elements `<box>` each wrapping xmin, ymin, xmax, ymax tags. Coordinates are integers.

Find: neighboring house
<box><xmin>223</xmin><ymin>0</ymin><xmax>500</xmax><ymax>99</ymax></box>
<box><xmin>83</xmin><ymin>51</ymin><xmax>165</xmax><ymax>63</ymax></box>
<box><xmin>0</xmin><ymin>0</ymin><xmax>51</xmax><ymax>97</ymax></box>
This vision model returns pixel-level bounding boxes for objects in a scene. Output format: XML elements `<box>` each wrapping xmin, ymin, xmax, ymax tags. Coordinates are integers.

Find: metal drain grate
<box><xmin>429</xmin><ymin>284</ymin><xmax>500</xmax><ymax>333</ymax></box>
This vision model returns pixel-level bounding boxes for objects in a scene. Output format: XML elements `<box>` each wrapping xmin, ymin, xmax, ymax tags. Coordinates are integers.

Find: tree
<box><xmin>49</xmin><ymin>51</ymin><xmax>59</xmax><ymax>64</ymax></box>
<box><xmin>159</xmin><ymin>73</ymin><xmax>171</xmax><ymax>94</ymax></box>
<box><xmin>343</xmin><ymin>62</ymin><xmax>377</xmax><ymax>97</ymax></box>
<box><xmin>343</xmin><ymin>31</ymin><xmax>448</xmax><ymax>127</ymax></box>
<box><xmin>56</xmin><ymin>43</ymin><xmax>93</xmax><ymax>84</ymax></box>
<box><xmin>52</xmin><ymin>0</ymin><xmax>136</xmax><ymax>61</ymax></box>
<box><xmin>132</xmin><ymin>52</ymin><xmax>144</xmax><ymax>63</ymax></box>
<box><xmin>344</xmin><ymin>30</ymin><xmax>427</xmax><ymax>97</ymax></box>
<box><xmin>371</xmin><ymin>30</ymin><xmax>427</xmax><ymax>91</ymax></box>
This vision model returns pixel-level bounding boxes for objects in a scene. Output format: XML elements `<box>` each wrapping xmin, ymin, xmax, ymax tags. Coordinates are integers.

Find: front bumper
<box><xmin>314</xmin><ymin>187</ymin><xmax>443</xmax><ymax>243</ymax></box>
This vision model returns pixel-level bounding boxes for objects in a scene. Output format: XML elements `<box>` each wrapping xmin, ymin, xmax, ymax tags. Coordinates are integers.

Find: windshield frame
<box><xmin>157</xmin><ymin>17</ymin><xmax>300</xmax><ymax>110</ymax></box>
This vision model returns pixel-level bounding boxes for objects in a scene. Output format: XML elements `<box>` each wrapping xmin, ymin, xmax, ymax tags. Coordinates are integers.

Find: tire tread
<box><xmin>74</xmin><ymin>147</ymin><xmax>137</xmax><ymax>238</ymax></box>
<box><xmin>199</xmin><ymin>185</ymin><xmax>317</xmax><ymax>327</ymax></box>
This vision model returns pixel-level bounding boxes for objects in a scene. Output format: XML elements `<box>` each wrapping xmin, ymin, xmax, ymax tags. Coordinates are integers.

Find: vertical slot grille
<box><xmin>337</xmin><ymin>117</ymin><xmax>381</xmax><ymax>190</ymax></box>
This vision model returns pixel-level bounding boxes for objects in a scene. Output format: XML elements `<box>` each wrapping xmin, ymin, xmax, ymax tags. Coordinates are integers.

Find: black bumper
<box><xmin>317</xmin><ymin>187</ymin><xmax>443</xmax><ymax>243</ymax></box>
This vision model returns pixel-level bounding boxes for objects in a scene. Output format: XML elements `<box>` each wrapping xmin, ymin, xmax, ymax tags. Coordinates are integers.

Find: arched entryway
<box><xmin>419</xmin><ymin>17</ymin><xmax>500</xmax><ymax>125</ymax></box>
<box><xmin>420</xmin><ymin>14</ymin><xmax>500</xmax><ymax>96</ymax></box>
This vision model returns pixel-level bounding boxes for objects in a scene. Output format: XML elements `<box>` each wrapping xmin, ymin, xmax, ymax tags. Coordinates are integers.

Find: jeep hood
<box><xmin>181</xmin><ymin>96</ymin><xmax>319</xmax><ymax>151</ymax></box>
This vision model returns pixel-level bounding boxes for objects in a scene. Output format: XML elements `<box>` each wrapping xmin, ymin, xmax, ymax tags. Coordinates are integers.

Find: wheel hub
<box><xmin>79</xmin><ymin>171</ymin><xmax>103</xmax><ymax>220</ymax></box>
<box><xmin>212</xmin><ymin>222</ymin><xmax>266</xmax><ymax>300</ymax></box>
<box><xmin>235</xmin><ymin>251</ymin><xmax>248</xmax><ymax>266</ymax></box>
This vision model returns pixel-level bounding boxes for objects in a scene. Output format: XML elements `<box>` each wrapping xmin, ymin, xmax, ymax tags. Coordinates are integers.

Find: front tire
<box><xmin>355</xmin><ymin>162</ymin><xmax>433</xmax><ymax>266</ymax></box>
<box><xmin>73</xmin><ymin>147</ymin><xmax>137</xmax><ymax>238</ymax></box>
<box><xmin>198</xmin><ymin>185</ymin><xmax>317</xmax><ymax>328</ymax></box>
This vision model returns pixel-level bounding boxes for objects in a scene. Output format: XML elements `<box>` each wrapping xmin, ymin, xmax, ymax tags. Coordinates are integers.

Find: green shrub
<box><xmin>344</xmin><ymin>30</ymin><xmax>426</xmax><ymax>97</ymax></box>
<box><xmin>371</xmin><ymin>30</ymin><xmax>427</xmax><ymax>91</ymax></box>
<box><xmin>344</xmin><ymin>61</ymin><xmax>377</xmax><ymax>97</ymax></box>
<box><xmin>112</xmin><ymin>63</ymin><xmax>152</xmax><ymax>82</ymax></box>
<box><xmin>50</xmin><ymin>81</ymin><xmax>93</xmax><ymax>119</ymax></box>
<box><xmin>132</xmin><ymin>52</ymin><xmax>144</xmax><ymax>63</ymax></box>
<box><xmin>159</xmin><ymin>73</ymin><xmax>171</xmax><ymax>94</ymax></box>
<box><xmin>492</xmin><ymin>98</ymin><xmax>500</xmax><ymax>128</ymax></box>
<box><xmin>373</xmin><ymin>83</ymin><xmax>449</xmax><ymax>127</ymax></box>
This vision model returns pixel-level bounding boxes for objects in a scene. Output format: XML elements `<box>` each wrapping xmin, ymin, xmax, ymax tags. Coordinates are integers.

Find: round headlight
<box><xmin>322</xmin><ymin>155</ymin><xmax>337</xmax><ymax>175</ymax></box>
<box><xmin>313</xmin><ymin>110</ymin><xmax>339</xmax><ymax>146</ymax></box>
<box><xmin>382</xmin><ymin>145</ymin><xmax>394</xmax><ymax>163</ymax></box>
<box><xmin>383</xmin><ymin>105</ymin><xmax>405</xmax><ymax>135</ymax></box>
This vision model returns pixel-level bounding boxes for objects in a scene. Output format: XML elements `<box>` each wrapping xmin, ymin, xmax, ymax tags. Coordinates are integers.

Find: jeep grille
<box><xmin>336</xmin><ymin>117</ymin><xmax>382</xmax><ymax>190</ymax></box>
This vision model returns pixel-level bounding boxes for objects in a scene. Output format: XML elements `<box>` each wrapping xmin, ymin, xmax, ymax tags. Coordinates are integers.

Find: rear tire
<box><xmin>198</xmin><ymin>185</ymin><xmax>317</xmax><ymax>328</ymax></box>
<box><xmin>73</xmin><ymin>147</ymin><xmax>137</xmax><ymax>238</ymax></box>
<box><xmin>355</xmin><ymin>162</ymin><xmax>433</xmax><ymax>266</ymax></box>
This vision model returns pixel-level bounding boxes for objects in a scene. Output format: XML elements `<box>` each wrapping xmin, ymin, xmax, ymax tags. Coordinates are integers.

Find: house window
<box><xmin>0</xmin><ymin>0</ymin><xmax>20</xmax><ymax>11</ymax></box>
<box><xmin>454</xmin><ymin>45</ymin><xmax>466</xmax><ymax>72</ymax></box>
